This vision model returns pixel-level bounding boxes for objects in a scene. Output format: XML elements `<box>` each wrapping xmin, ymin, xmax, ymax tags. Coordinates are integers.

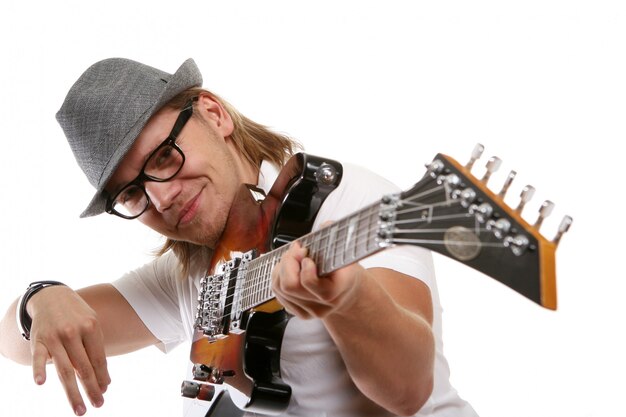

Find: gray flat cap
<box><xmin>56</xmin><ymin>58</ymin><xmax>202</xmax><ymax>217</ymax></box>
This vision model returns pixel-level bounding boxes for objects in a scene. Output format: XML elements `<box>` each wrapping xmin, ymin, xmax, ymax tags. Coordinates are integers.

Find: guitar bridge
<box><xmin>196</xmin><ymin>266</ymin><xmax>229</xmax><ymax>341</ymax></box>
<box><xmin>195</xmin><ymin>251</ymin><xmax>256</xmax><ymax>341</ymax></box>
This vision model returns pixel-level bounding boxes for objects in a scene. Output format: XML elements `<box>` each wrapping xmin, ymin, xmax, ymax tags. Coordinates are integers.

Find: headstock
<box><xmin>392</xmin><ymin>144</ymin><xmax>572</xmax><ymax>309</ymax></box>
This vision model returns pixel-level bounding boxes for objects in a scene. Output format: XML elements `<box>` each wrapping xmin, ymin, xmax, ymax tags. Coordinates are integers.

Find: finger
<box><xmin>288</xmin><ymin>241</ymin><xmax>308</xmax><ymax>260</ymax></box>
<box><xmin>272</xmin><ymin>252</ymin><xmax>304</xmax><ymax>295</ymax></box>
<box><xmin>300</xmin><ymin>258</ymin><xmax>335</xmax><ymax>301</ymax></box>
<box><xmin>82</xmin><ymin>326</ymin><xmax>111</xmax><ymax>394</ymax></box>
<box><xmin>31</xmin><ymin>341</ymin><xmax>49</xmax><ymax>385</ymax></box>
<box><xmin>65</xmin><ymin>337</ymin><xmax>105</xmax><ymax>408</ymax></box>
<box><xmin>50</xmin><ymin>343</ymin><xmax>87</xmax><ymax>416</ymax></box>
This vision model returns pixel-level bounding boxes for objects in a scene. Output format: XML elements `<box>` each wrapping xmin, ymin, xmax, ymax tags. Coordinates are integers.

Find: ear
<box><xmin>196</xmin><ymin>93</ymin><xmax>234</xmax><ymax>137</ymax></box>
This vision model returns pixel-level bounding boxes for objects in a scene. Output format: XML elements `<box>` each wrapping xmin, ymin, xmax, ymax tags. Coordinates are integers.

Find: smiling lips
<box><xmin>177</xmin><ymin>190</ymin><xmax>202</xmax><ymax>226</ymax></box>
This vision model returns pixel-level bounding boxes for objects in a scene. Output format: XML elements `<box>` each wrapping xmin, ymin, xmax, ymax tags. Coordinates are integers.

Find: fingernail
<box><xmin>34</xmin><ymin>375</ymin><xmax>44</xmax><ymax>385</ymax></box>
<box><xmin>75</xmin><ymin>405</ymin><xmax>86</xmax><ymax>416</ymax></box>
<box><xmin>93</xmin><ymin>398</ymin><xmax>104</xmax><ymax>407</ymax></box>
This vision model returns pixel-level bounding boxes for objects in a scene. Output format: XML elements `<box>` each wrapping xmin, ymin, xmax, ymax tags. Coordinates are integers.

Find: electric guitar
<box><xmin>181</xmin><ymin>146</ymin><xmax>572</xmax><ymax>415</ymax></box>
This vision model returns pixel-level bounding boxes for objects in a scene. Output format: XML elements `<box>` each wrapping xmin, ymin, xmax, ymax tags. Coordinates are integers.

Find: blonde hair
<box><xmin>156</xmin><ymin>87</ymin><xmax>300</xmax><ymax>277</ymax></box>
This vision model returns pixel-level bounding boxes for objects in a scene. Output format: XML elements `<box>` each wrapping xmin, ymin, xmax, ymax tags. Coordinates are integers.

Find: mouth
<box><xmin>177</xmin><ymin>188</ymin><xmax>203</xmax><ymax>227</ymax></box>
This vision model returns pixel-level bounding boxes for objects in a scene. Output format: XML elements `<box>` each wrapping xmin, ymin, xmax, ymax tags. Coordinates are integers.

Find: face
<box><xmin>106</xmin><ymin>95</ymin><xmax>252</xmax><ymax>248</ymax></box>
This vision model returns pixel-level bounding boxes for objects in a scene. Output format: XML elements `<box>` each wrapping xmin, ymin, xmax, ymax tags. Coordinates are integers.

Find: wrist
<box><xmin>16</xmin><ymin>281</ymin><xmax>66</xmax><ymax>340</ymax></box>
<box><xmin>326</xmin><ymin>266</ymin><xmax>372</xmax><ymax>319</ymax></box>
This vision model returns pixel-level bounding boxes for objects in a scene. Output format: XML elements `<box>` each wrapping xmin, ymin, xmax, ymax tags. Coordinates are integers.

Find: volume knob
<box><xmin>181</xmin><ymin>381</ymin><xmax>215</xmax><ymax>402</ymax></box>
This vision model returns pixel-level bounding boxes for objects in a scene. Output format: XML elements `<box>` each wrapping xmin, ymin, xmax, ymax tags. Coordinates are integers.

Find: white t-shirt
<box><xmin>113</xmin><ymin>160</ymin><xmax>478</xmax><ymax>417</ymax></box>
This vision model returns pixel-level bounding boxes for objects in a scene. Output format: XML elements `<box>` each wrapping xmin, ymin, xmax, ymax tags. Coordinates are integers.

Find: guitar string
<box><xmin>200</xmin><ymin>201</ymin><xmax>383</xmax><ymax>321</ymax></box>
<box><xmin>217</xmin><ymin>198</ymin><xmax>389</xmax><ymax>310</ymax></box>
<box><xmin>206</xmin><ymin>228</ymin><xmax>511</xmax><ymax>323</ymax></box>
<box><xmin>213</xmin><ymin>231</ymin><xmax>508</xmax><ymax>318</ymax></box>
<box><xmin>202</xmin><ymin>192</ymin><xmax>515</xmax><ymax>321</ymax></box>
<box><xmin>202</xmin><ymin>174</ymin><xmax>529</xmax><ymax>322</ymax></box>
<box><xmin>218</xmin><ymin>195</ymin><xmax>477</xmax><ymax>293</ymax></box>
<box><xmin>223</xmin><ymin>202</ymin><xmax>383</xmax><ymax>313</ymax></box>
<box><xmin>202</xmin><ymin>196</ymin><xmax>514</xmax><ymax>323</ymax></box>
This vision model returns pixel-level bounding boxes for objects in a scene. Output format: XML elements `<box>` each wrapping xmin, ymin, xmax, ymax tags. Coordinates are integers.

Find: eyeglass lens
<box><xmin>111</xmin><ymin>143</ymin><xmax>185</xmax><ymax>217</ymax></box>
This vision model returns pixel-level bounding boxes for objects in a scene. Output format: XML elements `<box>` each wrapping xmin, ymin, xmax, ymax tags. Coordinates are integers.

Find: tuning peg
<box><xmin>498</xmin><ymin>170</ymin><xmax>517</xmax><ymax>198</ymax></box>
<box><xmin>552</xmin><ymin>215</ymin><xmax>573</xmax><ymax>245</ymax></box>
<box><xmin>515</xmin><ymin>185</ymin><xmax>535</xmax><ymax>214</ymax></box>
<box><xmin>481</xmin><ymin>156</ymin><xmax>502</xmax><ymax>185</ymax></box>
<box><xmin>465</xmin><ymin>143</ymin><xmax>485</xmax><ymax>171</ymax></box>
<box><xmin>425</xmin><ymin>159</ymin><xmax>445</xmax><ymax>177</ymax></box>
<box><xmin>533</xmin><ymin>200</ymin><xmax>555</xmax><ymax>229</ymax></box>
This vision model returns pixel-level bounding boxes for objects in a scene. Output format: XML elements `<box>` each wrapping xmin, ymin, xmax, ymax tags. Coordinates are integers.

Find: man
<box><xmin>0</xmin><ymin>58</ymin><xmax>477</xmax><ymax>417</ymax></box>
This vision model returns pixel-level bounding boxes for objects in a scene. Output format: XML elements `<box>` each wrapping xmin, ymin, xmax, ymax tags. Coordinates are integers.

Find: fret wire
<box><xmin>253</xmin><ymin>259</ymin><xmax>260</xmax><ymax>307</ymax></box>
<box><xmin>346</xmin><ymin>214</ymin><xmax>355</xmax><ymax>262</ymax></box>
<box><xmin>368</xmin><ymin>207</ymin><xmax>380</xmax><ymax>254</ymax></box>
<box><xmin>342</xmin><ymin>217</ymin><xmax>350</xmax><ymax>263</ymax></box>
<box><xmin>239</xmin><ymin>263</ymin><xmax>246</xmax><ymax>311</ymax></box>
<box><xmin>312</xmin><ymin>228</ymin><xmax>321</xmax><ymax>268</ymax></box>
<box><xmin>255</xmin><ymin>261</ymin><xmax>260</xmax><ymax>308</ymax></box>
<box><xmin>333</xmin><ymin>219</ymin><xmax>341</xmax><ymax>267</ymax></box>
<box><xmin>336</xmin><ymin>218</ymin><xmax>347</xmax><ymax>267</ymax></box>
<box><xmin>327</xmin><ymin>224</ymin><xmax>337</xmax><ymax>273</ymax></box>
<box><xmin>264</xmin><ymin>253</ymin><xmax>272</xmax><ymax>301</ymax></box>
<box><xmin>359</xmin><ymin>205</ymin><xmax>372</xmax><ymax>259</ymax></box>
<box><xmin>244</xmin><ymin>260</ymin><xmax>252</xmax><ymax>310</ymax></box>
<box><xmin>251</xmin><ymin>260</ymin><xmax>257</xmax><ymax>307</ymax></box>
<box><xmin>264</xmin><ymin>252</ymin><xmax>271</xmax><ymax>301</ymax></box>
<box><xmin>360</xmin><ymin>206</ymin><xmax>373</xmax><ymax>259</ymax></box>
<box><xmin>346</xmin><ymin>215</ymin><xmax>357</xmax><ymax>262</ymax></box>
<box><xmin>317</xmin><ymin>226</ymin><xmax>328</xmax><ymax>275</ymax></box>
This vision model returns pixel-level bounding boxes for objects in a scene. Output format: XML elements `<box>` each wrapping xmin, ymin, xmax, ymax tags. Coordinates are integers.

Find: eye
<box><xmin>146</xmin><ymin>144</ymin><xmax>183</xmax><ymax>179</ymax></box>
<box><xmin>154</xmin><ymin>146</ymin><xmax>175</xmax><ymax>168</ymax></box>
<box><xmin>117</xmin><ymin>186</ymin><xmax>143</xmax><ymax>207</ymax></box>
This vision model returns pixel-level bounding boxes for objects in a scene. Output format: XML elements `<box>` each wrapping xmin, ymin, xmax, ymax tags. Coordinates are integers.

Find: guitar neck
<box><xmin>196</xmin><ymin>147</ymin><xmax>571</xmax><ymax>347</ymax></box>
<box><xmin>240</xmin><ymin>199</ymin><xmax>391</xmax><ymax>311</ymax></box>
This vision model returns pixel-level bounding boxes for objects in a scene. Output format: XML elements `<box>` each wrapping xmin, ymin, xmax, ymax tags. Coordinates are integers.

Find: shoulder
<box><xmin>314</xmin><ymin>161</ymin><xmax>437</xmax><ymax>287</ymax></box>
<box><xmin>340</xmin><ymin>162</ymin><xmax>400</xmax><ymax>196</ymax></box>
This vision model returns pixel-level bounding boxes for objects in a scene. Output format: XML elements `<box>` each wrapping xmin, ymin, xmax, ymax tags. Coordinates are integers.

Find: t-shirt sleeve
<box><xmin>111</xmin><ymin>252</ymin><xmax>186</xmax><ymax>353</ymax></box>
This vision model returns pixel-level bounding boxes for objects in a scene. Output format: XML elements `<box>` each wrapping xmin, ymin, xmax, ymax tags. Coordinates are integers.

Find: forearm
<box><xmin>0</xmin><ymin>297</ymin><xmax>32</xmax><ymax>365</ymax></box>
<box><xmin>1</xmin><ymin>283</ymin><xmax>156</xmax><ymax>360</ymax></box>
<box><xmin>322</xmin><ymin>268</ymin><xmax>435</xmax><ymax>415</ymax></box>
<box><xmin>0</xmin><ymin>282</ymin><xmax>157</xmax><ymax>416</ymax></box>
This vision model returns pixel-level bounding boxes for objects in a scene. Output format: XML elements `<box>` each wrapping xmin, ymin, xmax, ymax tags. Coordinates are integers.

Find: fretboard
<box><xmin>238</xmin><ymin>199</ymin><xmax>389</xmax><ymax>312</ymax></box>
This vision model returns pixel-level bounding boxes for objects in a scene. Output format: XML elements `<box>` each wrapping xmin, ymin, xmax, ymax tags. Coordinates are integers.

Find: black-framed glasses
<box><xmin>105</xmin><ymin>98</ymin><xmax>197</xmax><ymax>219</ymax></box>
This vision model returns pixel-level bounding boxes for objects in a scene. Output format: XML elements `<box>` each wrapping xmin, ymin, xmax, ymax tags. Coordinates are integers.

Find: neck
<box><xmin>226</xmin><ymin>139</ymin><xmax>260</xmax><ymax>185</ymax></box>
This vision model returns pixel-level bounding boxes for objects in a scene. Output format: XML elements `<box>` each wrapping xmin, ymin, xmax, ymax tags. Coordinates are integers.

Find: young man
<box><xmin>0</xmin><ymin>58</ymin><xmax>477</xmax><ymax>417</ymax></box>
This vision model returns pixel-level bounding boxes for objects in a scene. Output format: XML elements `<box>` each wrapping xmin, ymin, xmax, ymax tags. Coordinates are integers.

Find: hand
<box><xmin>271</xmin><ymin>241</ymin><xmax>364</xmax><ymax>319</ymax></box>
<box><xmin>28</xmin><ymin>285</ymin><xmax>111</xmax><ymax>416</ymax></box>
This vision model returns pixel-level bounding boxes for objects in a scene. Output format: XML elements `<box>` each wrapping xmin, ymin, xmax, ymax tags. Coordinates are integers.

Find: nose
<box><xmin>145</xmin><ymin>180</ymin><xmax>181</xmax><ymax>213</ymax></box>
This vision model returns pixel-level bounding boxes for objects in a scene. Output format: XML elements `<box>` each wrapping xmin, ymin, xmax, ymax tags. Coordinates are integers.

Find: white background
<box><xmin>0</xmin><ymin>1</ymin><xmax>624</xmax><ymax>416</ymax></box>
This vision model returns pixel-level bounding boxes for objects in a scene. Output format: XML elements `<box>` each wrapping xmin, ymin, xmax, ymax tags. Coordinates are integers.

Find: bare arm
<box><xmin>0</xmin><ymin>283</ymin><xmax>158</xmax><ymax>415</ymax></box>
<box><xmin>272</xmin><ymin>243</ymin><xmax>435</xmax><ymax>416</ymax></box>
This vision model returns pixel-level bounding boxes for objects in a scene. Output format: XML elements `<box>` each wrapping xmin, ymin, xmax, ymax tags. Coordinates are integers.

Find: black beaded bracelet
<box><xmin>16</xmin><ymin>281</ymin><xmax>66</xmax><ymax>340</ymax></box>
